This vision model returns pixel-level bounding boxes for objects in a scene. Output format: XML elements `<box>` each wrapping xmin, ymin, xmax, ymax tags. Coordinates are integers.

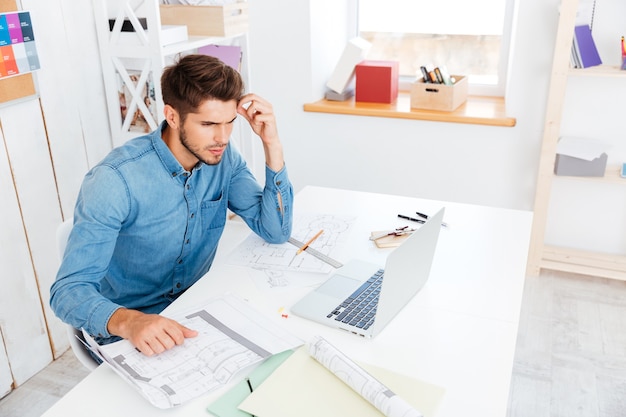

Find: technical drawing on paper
<box><xmin>227</xmin><ymin>213</ymin><xmax>354</xmax><ymax>287</ymax></box>
<box><xmin>307</xmin><ymin>336</ymin><xmax>423</xmax><ymax>417</ymax></box>
<box><xmin>86</xmin><ymin>295</ymin><xmax>302</xmax><ymax>409</ymax></box>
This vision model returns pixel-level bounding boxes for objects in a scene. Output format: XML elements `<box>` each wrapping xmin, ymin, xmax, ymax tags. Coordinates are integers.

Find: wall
<box><xmin>247</xmin><ymin>0</ymin><xmax>556</xmax><ymax>212</ymax></box>
<box><xmin>246</xmin><ymin>0</ymin><xmax>625</xmax><ymax>255</ymax></box>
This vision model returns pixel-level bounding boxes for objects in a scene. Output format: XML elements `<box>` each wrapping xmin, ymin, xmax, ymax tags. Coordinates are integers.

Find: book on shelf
<box><xmin>571</xmin><ymin>24</ymin><xmax>602</xmax><ymax>69</ymax></box>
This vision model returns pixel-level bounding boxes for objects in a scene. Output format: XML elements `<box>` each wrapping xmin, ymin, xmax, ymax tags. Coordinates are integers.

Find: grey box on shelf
<box><xmin>554</xmin><ymin>152</ymin><xmax>607</xmax><ymax>177</ymax></box>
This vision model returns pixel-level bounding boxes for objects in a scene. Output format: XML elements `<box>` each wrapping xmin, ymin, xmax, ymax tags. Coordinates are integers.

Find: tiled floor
<box><xmin>508</xmin><ymin>270</ymin><xmax>626</xmax><ymax>417</ymax></box>
<box><xmin>2</xmin><ymin>270</ymin><xmax>626</xmax><ymax>417</ymax></box>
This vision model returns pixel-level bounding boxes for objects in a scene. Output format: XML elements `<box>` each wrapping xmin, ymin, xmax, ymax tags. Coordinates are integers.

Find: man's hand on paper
<box><xmin>108</xmin><ymin>308</ymin><xmax>198</xmax><ymax>356</ymax></box>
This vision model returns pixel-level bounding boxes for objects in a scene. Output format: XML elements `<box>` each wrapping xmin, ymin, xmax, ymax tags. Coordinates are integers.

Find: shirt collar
<box><xmin>152</xmin><ymin>121</ymin><xmax>189</xmax><ymax>180</ymax></box>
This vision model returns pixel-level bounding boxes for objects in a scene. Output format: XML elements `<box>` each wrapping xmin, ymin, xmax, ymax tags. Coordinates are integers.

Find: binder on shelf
<box><xmin>198</xmin><ymin>44</ymin><xmax>242</xmax><ymax>72</ymax></box>
<box><xmin>571</xmin><ymin>24</ymin><xmax>602</xmax><ymax>68</ymax></box>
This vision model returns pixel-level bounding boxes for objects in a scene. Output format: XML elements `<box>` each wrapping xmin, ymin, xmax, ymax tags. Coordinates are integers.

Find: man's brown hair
<box><xmin>161</xmin><ymin>54</ymin><xmax>244</xmax><ymax>121</ymax></box>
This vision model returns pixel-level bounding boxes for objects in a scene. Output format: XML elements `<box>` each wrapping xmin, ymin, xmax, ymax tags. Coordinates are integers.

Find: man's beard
<box><xmin>179</xmin><ymin>125</ymin><xmax>225</xmax><ymax>166</ymax></box>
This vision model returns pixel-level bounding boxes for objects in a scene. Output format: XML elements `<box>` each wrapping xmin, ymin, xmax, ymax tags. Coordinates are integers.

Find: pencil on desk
<box><xmin>296</xmin><ymin>229</ymin><xmax>324</xmax><ymax>255</ymax></box>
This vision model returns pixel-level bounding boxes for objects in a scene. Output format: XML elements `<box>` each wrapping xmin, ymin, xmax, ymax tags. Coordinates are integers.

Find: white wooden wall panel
<box><xmin>0</xmin><ymin>333</ymin><xmax>12</xmax><ymax>398</ymax></box>
<box><xmin>57</xmin><ymin>0</ymin><xmax>112</xmax><ymax>167</ymax></box>
<box><xmin>21</xmin><ymin>0</ymin><xmax>112</xmax><ymax>221</ymax></box>
<box><xmin>1</xmin><ymin>99</ymin><xmax>68</xmax><ymax>358</ymax></box>
<box><xmin>0</xmin><ymin>103</ymin><xmax>53</xmax><ymax>385</ymax></box>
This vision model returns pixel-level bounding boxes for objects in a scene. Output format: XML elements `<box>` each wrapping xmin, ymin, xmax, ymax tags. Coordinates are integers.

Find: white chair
<box><xmin>56</xmin><ymin>219</ymin><xmax>99</xmax><ymax>371</ymax></box>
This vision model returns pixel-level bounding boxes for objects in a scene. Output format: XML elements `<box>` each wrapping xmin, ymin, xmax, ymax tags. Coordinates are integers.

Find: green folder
<box><xmin>207</xmin><ymin>349</ymin><xmax>295</xmax><ymax>417</ymax></box>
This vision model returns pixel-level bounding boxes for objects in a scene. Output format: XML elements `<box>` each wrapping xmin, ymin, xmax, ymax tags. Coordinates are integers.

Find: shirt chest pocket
<box><xmin>200</xmin><ymin>192</ymin><xmax>227</xmax><ymax>230</ymax></box>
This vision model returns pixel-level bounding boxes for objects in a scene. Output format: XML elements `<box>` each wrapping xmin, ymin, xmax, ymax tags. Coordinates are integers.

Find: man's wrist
<box><xmin>263</xmin><ymin>141</ymin><xmax>284</xmax><ymax>172</ymax></box>
<box><xmin>107</xmin><ymin>307</ymin><xmax>136</xmax><ymax>338</ymax></box>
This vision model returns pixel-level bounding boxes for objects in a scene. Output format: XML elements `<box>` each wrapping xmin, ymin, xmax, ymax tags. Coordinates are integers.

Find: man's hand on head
<box><xmin>107</xmin><ymin>308</ymin><xmax>198</xmax><ymax>356</ymax></box>
<box><xmin>237</xmin><ymin>93</ymin><xmax>284</xmax><ymax>172</ymax></box>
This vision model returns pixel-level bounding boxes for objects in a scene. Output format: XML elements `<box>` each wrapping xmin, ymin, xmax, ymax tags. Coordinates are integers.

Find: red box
<box><xmin>355</xmin><ymin>60</ymin><xmax>399</xmax><ymax>103</ymax></box>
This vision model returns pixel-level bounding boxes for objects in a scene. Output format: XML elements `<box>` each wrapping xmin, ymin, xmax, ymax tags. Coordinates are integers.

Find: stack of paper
<box><xmin>209</xmin><ymin>336</ymin><xmax>446</xmax><ymax>417</ymax></box>
<box><xmin>84</xmin><ymin>293</ymin><xmax>303</xmax><ymax>409</ymax></box>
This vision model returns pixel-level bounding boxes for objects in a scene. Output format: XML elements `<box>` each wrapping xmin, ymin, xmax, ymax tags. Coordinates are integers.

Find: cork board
<box><xmin>0</xmin><ymin>0</ymin><xmax>37</xmax><ymax>104</ymax></box>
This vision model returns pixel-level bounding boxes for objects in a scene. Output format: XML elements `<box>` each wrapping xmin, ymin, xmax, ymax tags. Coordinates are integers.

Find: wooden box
<box><xmin>410</xmin><ymin>75</ymin><xmax>468</xmax><ymax>111</ymax></box>
<box><xmin>160</xmin><ymin>2</ymin><xmax>248</xmax><ymax>37</ymax></box>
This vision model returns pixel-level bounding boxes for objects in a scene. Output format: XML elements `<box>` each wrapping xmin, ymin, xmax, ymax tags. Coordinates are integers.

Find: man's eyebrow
<box><xmin>202</xmin><ymin>115</ymin><xmax>238</xmax><ymax>125</ymax></box>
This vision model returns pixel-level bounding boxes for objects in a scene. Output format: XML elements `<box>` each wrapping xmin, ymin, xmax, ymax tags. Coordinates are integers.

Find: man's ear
<box><xmin>163</xmin><ymin>104</ymin><xmax>179</xmax><ymax>129</ymax></box>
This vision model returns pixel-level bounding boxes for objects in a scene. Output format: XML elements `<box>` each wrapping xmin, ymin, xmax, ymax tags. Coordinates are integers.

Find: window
<box><xmin>357</xmin><ymin>0</ymin><xmax>516</xmax><ymax>96</ymax></box>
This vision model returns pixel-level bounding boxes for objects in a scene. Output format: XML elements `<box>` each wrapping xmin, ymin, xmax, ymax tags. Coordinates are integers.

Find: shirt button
<box><xmin>186</xmin><ymin>239</ymin><xmax>190</xmax><ymax>244</ymax></box>
<box><xmin>178</xmin><ymin>259</ymin><xmax>183</xmax><ymax>264</ymax></box>
<box><xmin>172</xmin><ymin>172</ymin><xmax>177</xmax><ymax>177</ymax></box>
<box><xmin>186</xmin><ymin>184</ymin><xmax>190</xmax><ymax>190</ymax></box>
<box><xmin>176</xmin><ymin>283</ymin><xmax>181</xmax><ymax>289</ymax></box>
<box><xmin>276</xmin><ymin>180</ymin><xmax>282</xmax><ymax>186</ymax></box>
<box><xmin>190</xmin><ymin>213</ymin><xmax>195</xmax><ymax>218</ymax></box>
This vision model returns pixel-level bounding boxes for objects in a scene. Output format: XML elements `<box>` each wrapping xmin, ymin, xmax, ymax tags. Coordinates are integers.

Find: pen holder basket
<box><xmin>410</xmin><ymin>75</ymin><xmax>468</xmax><ymax>112</ymax></box>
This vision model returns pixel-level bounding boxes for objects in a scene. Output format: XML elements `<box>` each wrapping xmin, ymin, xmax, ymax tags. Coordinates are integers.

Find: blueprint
<box><xmin>307</xmin><ymin>336</ymin><xmax>423</xmax><ymax>417</ymax></box>
<box><xmin>85</xmin><ymin>294</ymin><xmax>302</xmax><ymax>409</ymax></box>
<box><xmin>226</xmin><ymin>213</ymin><xmax>354</xmax><ymax>289</ymax></box>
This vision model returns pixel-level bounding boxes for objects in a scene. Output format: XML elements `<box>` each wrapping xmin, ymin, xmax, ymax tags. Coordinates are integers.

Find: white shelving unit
<box><xmin>527</xmin><ymin>0</ymin><xmax>626</xmax><ymax>280</ymax></box>
<box><xmin>92</xmin><ymin>0</ymin><xmax>252</xmax><ymax>151</ymax></box>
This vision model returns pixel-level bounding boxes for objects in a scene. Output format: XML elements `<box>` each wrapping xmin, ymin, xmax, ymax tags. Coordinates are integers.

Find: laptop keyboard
<box><xmin>326</xmin><ymin>269</ymin><xmax>384</xmax><ymax>330</ymax></box>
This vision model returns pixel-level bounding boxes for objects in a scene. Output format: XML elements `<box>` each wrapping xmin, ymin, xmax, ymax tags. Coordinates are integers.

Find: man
<box><xmin>50</xmin><ymin>54</ymin><xmax>293</xmax><ymax>356</ymax></box>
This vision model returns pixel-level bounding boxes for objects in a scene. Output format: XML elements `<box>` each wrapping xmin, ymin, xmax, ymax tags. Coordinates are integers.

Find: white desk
<box><xmin>43</xmin><ymin>186</ymin><xmax>532</xmax><ymax>417</ymax></box>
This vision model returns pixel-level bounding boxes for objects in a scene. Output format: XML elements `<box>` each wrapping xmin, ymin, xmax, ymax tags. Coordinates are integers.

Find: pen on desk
<box><xmin>397</xmin><ymin>214</ymin><xmax>425</xmax><ymax>224</ymax></box>
<box><xmin>296</xmin><ymin>229</ymin><xmax>324</xmax><ymax>254</ymax></box>
<box><xmin>416</xmin><ymin>211</ymin><xmax>449</xmax><ymax>228</ymax></box>
<box><xmin>245</xmin><ymin>378</ymin><xmax>256</xmax><ymax>417</ymax></box>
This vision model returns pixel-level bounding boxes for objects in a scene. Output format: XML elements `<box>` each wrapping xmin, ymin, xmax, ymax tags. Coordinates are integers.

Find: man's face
<box><xmin>178</xmin><ymin>99</ymin><xmax>238</xmax><ymax>166</ymax></box>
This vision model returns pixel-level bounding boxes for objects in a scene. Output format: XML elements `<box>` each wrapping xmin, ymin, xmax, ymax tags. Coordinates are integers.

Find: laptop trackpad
<box><xmin>317</xmin><ymin>275</ymin><xmax>360</xmax><ymax>297</ymax></box>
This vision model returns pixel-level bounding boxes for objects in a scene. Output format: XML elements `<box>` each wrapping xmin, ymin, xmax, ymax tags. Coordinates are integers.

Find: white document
<box><xmin>557</xmin><ymin>136</ymin><xmax>610</xmax><ymax>161</ymax></box>
<box><xmin>238</xmin><ymin>340</ymin><xmax>444</xmax><ymax>417</ymax></box>
<box><xmin>85</xmin><ymin>293</ymin><xmax>303</xmax><ymax>409</ymax></box>
<box><xmin>227</xmin><ymin>213</ymin><xmax>354</xmax><ymax>289</ymax></box>
<box><xmin>307</xmin><ymin>336</ymin><xmax>423</xmax><ymax>417</ymax></box>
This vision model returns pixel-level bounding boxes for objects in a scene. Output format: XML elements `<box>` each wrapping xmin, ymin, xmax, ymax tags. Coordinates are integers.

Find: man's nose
<box><xmin>215</xmin><ymin>124</ymin><xmax>229</xmax><ymax>144</ymax></box>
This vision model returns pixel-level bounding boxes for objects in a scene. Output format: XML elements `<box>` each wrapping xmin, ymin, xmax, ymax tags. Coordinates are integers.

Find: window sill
<box><xmin>303</xmin><ymin>92</ymin><xmax>516</xmax><ymax>127</ymax></box>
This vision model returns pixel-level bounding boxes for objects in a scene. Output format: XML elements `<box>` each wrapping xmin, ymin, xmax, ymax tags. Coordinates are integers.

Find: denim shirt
<box><xmin>50</xmin><ymin>123</ymin><xmax>293</xmax><ymax>339</ymax></box>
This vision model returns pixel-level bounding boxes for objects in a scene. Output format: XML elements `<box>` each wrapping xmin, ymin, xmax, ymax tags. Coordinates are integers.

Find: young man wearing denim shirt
<box><xmin>50</xmin><ymin>54</ymin><xmax>293</xmax><ymax>357</ymax></box>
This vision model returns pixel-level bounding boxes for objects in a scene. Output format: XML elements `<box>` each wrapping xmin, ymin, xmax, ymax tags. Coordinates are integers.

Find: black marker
<box><xmin>416</xmin><ymin>211</ymin><xmax>449</xmax><ymax>228</ymax></box>
<box><xmin>397</xmin><ymin>214</ymin><xmax>425</xmax><ymax>224</ymax></box>
<box><xmin>420</xmin><ymin>66</ymin><xmax>431</xmax><ymax>83</ymax></box>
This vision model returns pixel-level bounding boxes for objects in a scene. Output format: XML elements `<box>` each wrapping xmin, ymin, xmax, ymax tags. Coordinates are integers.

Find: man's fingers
<box><xmin>181</xmin><ymin>325</ymin><xmax>198</xmax><ymax>340</ymax></box>
<box><xmin>136</xmin><ymin>340</ymin><xmax>156</xmax><ymax>356</ymax></box>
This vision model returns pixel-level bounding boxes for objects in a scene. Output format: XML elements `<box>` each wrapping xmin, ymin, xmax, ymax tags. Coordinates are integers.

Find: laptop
<box><xmin>291</xmin><ymin>208</ymin><xmax>444</xmax><ymax>338</ymax></box>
